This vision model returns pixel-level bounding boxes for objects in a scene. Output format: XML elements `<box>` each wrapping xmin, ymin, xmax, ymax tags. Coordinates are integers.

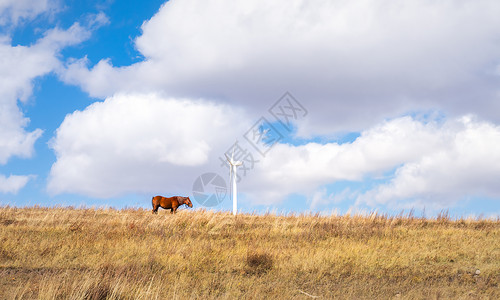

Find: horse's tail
<box><xmin>151</xmin><ymin>196</ymin><xmax>156</xmax><ymax>214</ymax></box>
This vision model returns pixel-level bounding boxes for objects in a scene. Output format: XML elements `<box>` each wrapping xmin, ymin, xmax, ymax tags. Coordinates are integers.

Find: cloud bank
<box><xmin>61</xmin><ymin>0</ymin><xmax>500</xmax><ymax>135</ymax></box>
<box><xmin>357</xmin><ymin>116</ymin><xmax>500</xmax><ymax>209</ymax></box>
<box><xmin>243</xmin><ymin>115</ymin><xmax>500</xmax><ymax>210</ymax></box>
<box><xmin>46</xmin><ymin>0</ymin><xmax>500</xmax><ymax>212</ymax></box>
<box><xmin>48</xmin><ymin>95</ymin><xmax>500</xmax><ymax>210</ymax></box>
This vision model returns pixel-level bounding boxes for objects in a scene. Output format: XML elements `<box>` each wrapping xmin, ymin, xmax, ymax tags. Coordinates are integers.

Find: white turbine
<box><xmin>225</xmin><ymin>149</ymin><xmax>242</xmax><ymax>215</ymax></box>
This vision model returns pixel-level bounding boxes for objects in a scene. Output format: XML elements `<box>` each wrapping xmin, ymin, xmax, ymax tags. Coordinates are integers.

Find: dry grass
<box><xmin>0</xmin><ymin>206</ymin><xmax>499</xmax><ymax>299</ymax></box>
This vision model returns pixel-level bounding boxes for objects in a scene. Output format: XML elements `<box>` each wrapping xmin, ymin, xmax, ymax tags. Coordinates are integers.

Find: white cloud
<box><xmin>0</xmin><ymin>174</ymin><xmax>31</xmax><ymax>194</ymax></box>
<box><xmin>0</xmin><ymin>0</ymin><xmax>56</xmax><ymax>26</ymax></box>
<box><xmin>0</xmin><ymin>22</ymin><xmax>92</xmax><ymax>164</ymax></box>
<box><xmin>47</xmin><ymin>93</ymin><xmax>251</xmax><ymax>197</ymax></box>
<box><xmin>60</xmin><ymin>0</ymin><xmax>500</xmax><ymax>134</ymax></box>
<box><xmin>0</xmin><ymin>40</ymin><xmax>52</xmax><ymax>165</ymax></box>
<box><xmin>356</xmin><ymin>116</ymin><xmax>500</xmax><ymax>209</ymax></box>
<box><xmin>0</xmin><ymin>101</ymin><xmax>42</xmax><ymax>164</ymax></box>
<box><xmin>86</xmin><ymin>12</ymin><xmax>109</xmax><ymax>30</ymax></box>
<box><xmin>38</xmin><ymin>22</ymin><xmax>92</xmax><ymax>50</ymax></box>
<box><xmin>241</xmin><ymin>116</ymin><xmax>443</xmax><ymax>202</ymax></box>
<box><xmin>239</xmin><ymin>115</ymin><xmax>500</xmax><ymax>210</ymax></box>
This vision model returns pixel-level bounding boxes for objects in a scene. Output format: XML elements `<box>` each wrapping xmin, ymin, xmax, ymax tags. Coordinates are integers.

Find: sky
<box><xmin>1</xmin><ymin>0</ymin><xmax>500</xmax><ymax>217</ymax></box>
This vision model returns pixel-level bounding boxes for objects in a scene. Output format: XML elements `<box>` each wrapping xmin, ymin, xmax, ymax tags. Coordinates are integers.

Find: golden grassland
<box><xmin>0</xmin><ymin>206</ymin><xmax>499</xmax><ymax>299</ymax></box>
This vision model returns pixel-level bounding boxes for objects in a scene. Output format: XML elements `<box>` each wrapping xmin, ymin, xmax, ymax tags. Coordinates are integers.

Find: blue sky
<box><xmin>2</xmin><ymin>0</ymin><xmax>500</xmax><ymax>218</ymax></box>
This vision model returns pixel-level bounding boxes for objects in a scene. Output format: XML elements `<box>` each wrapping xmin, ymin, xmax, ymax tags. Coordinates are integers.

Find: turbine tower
<box><xmin>225</xmin><ymin>149</ymin><xmax>242</xmax><ymax>215</ymax></box>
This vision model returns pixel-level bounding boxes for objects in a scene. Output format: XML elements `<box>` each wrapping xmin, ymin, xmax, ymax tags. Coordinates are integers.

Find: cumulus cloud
<box><xmin>356</xmin><ymin>116</ymin><xmax>500</xmax><ymax>209</ymax></box>
<box><xmin>241</xmin><ymin>116</ymin><xmax>444</xmax><ymax>201</ymax></box>
<box><xmin>60</xmin><ymin>0</ymin><xmax>500</xmax><ymax>134</ymax></box>
<box><xmin>240</xmin><ymin>115</ymin><xmax>500</xmax><ymax>210</ymax></box>
<box><xmin>47</xmin><ymin>93</ymin><xmax>251</xmax><ymax>197</ymax></box>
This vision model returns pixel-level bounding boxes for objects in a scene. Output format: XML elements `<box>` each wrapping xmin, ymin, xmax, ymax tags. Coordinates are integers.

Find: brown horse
<box><xmin>152</xmin><ymin>196</ymin><xmax>193</xmax><ymax>214</ymax></box>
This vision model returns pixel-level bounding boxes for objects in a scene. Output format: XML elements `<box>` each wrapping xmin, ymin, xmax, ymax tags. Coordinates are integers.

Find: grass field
<box><xmin>0</xmin><ymin>206</ymin><xmax>499</xmax><ymax>299</ymax></box>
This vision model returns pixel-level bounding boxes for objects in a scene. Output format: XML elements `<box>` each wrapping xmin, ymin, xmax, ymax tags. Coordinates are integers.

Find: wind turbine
<box><xmin>225</xmin><ymin>149</ymin><xmax>242</xmax><ymax>215</ymax></box>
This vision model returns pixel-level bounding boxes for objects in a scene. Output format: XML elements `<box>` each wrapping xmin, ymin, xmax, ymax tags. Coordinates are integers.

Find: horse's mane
<box><xmin>175</xmin><ymin>196</ymin><xmax>188</xmax><ymax>202</ymax></box>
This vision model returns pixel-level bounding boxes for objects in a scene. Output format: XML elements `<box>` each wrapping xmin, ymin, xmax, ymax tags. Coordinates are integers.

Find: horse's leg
<box><xmin>170</xmin><ymin>208</ymin><xmax>174</xmax><ymax>214</ymax></box>
<box><xmin>172</xmin><ymin>206</ymin><xmax>178</xmax><ymax>214</ymax></box>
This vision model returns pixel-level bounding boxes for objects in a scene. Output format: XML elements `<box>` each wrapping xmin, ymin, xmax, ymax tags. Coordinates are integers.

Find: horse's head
<box><xmin>184</xmin><ymin>197</ymin><xmax>193</xmax><ymax>208</ymax></box>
